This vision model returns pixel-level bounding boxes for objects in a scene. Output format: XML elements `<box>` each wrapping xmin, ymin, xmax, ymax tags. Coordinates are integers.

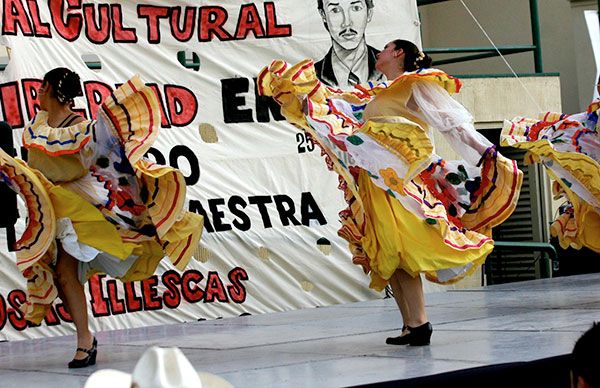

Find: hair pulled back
<box><xmin>43</xmin><ymin>67</ymin><xmax>83</xmax><ymax>104</ymax></box>
<box><xmin>392</xmin><ymin>40</ymin><xmax>432</xmax><ymax>72</ymax></box>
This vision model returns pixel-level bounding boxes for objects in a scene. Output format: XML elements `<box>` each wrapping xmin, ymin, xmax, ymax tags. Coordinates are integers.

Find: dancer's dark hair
<box><xmin>392</xmin><ymin>40</ymin><xmax>432</xmax><ymax>72</ymax></box>
<box><xmin>571</xmin><ymin>322</ymin><xmax>599</xmax><ymax>388</ymax></box>
<box><xmin>42</xmin><ymin>67</ymin><xmax>83</xmax><ymax>104</ymax></box>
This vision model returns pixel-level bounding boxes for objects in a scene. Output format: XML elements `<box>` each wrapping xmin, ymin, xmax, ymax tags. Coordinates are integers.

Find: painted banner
<box><xmin>0</xmin><ymin>0</ymin><xmax>421</xmax><ymax>341</ymax></box>
<box><xmin>585</xmin><ymin>10</ymin><xmax>599</xmax><ymax>100</ymax></box>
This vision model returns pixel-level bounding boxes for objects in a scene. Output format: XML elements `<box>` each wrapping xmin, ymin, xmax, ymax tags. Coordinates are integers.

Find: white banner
<box><xmin>0</xmin><ymin>0</ymin><xmax>421</xmax><ymax>340</ymax></box>
<box><xmin>585</xmin><ymin>10</ymin><xmax>599</xmax><ymax>100</ymax></box>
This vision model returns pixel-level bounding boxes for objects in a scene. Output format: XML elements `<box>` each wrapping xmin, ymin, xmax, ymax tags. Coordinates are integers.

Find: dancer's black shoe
<box><xmin>68</xmin><ymin>337</ymin><xmax>97</xmax><ymax>368</ymax></box>
<box><xmin>386</xmin><ymin>325</ymin><xmax>410</xmax><ymax>345</ymax></box>
<box><xmin>386</xmin><ymin>323</ymin><xmax>432</xmax><ymax>346</ymax></box>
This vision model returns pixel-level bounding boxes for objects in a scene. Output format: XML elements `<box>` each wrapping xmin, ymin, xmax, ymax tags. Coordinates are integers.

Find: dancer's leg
<box><xmin>388</xmin><ymin>271</ymin><xmax>410</xmax><ymax>329</ymax></box>
<box><xmin>395</xmin><ymin>269</ymin><xmax>428</xmax><ymax>327</ymax></box>
<box><xmin>55</xmin><ymin>246</ymin><xmax>94</xmax><ymax>360</ymax></box>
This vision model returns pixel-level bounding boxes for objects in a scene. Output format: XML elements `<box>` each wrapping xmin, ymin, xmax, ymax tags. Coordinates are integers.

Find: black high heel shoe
<box><xmin>386</xmin><ymin>323</ymin><xmax>432</xmax><ymax>346</ymax></box>
<box><xmin>386</xmin><ymin>325</ymin><xmax>410</xmax><ymax>345</ymax></box>
<box><xmin>68</xmin><ymin>337</ymin><xmax>97</xmax><ymax>368</ymax></box>
<box><xmin>407</xmin><ymin>322</ymin><xmax>433</xmax><ymax>346</ymax></box>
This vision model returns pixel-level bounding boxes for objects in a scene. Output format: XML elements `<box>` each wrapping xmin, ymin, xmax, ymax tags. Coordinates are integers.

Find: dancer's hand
<box><xmin>301</xmin><ymin>96</ymin><xmax>309</xmax><ymax>115</ymax></box>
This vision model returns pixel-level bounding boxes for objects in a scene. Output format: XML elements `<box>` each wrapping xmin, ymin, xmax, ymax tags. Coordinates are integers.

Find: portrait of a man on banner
<box><xmin>314</xmin><ymin>0</ymin><xmax>384</xmax><ymax>88</ymax></box>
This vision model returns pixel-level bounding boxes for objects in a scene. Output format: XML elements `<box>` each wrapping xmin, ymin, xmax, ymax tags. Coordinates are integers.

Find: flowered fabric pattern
<box><xmin>0</xmin><ymin>76</ymin><xmax>203</xmax><ymax>323</ymax></box>
<box><xmin>501</xmin><ymin>101</ymin><xmax>600</xmax><ymax>253</ymax></box>
<box><xmin>259</xmin><ymin>59</ymin><xmax>522</xmax><ymax>290</ymax></box>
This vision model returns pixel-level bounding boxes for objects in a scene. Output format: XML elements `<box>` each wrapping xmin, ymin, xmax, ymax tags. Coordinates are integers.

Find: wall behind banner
<box><xmin>0</xmin><ymin>0</ymin><xmax>422</xmax><ymax>341</ymax></box>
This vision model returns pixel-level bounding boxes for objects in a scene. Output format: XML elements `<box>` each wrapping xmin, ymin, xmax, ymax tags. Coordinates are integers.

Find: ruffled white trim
<box><xmin>56</xmin><ymin>217</ymin><xmax>99</xmax><ymax>262</ymax></box>
<box><xmin>435</xmin><ymin>263</ymin><xmax>474</xmax><ymax>283</ymax></box>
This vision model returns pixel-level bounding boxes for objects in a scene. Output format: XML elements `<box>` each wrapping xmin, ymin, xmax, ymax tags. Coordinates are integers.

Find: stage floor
<box><xmin>1</xmin><ymin>273</ymin><xmax>598</xmax><ymax>387</ymax></box>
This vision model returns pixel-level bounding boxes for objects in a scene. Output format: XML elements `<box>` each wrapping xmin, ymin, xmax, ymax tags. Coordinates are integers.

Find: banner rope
<box><xmin>459</xmin><ymin>0</ymin><xmax>544</xmax><ymax>112</ymax></box>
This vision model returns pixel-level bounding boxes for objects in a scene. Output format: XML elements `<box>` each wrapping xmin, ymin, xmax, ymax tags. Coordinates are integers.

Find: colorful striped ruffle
<box><xmin>501</xmin><ymin>101</ymin><xmax>600</xmax><ymax>252</ymax></box>
<box><xmin>3</xmin><ymin>76</ymin><xmax>203</xmax><ymax>323</ymax></box>
<box><xmin>259</xmin><ymin>60</ymin><xmax>522</xmax><ymax>288</ymax></box>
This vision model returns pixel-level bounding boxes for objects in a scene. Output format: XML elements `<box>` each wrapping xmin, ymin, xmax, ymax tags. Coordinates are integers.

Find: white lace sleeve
<box><xmin>409</xmin><ymin>81</ymin><xmax>494</xmax><ymax>165</ymax></box>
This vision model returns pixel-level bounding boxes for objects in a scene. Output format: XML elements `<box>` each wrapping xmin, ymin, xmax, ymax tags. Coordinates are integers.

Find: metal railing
<box><xmin>418</xmin><ymin>0</ymin><xmax>544</xmax><ymax>73</ymax></box>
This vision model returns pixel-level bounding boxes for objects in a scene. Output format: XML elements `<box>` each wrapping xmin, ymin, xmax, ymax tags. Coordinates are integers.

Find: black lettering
<box><xmin>189</xmin><ymin>200</ymin><xmax>213</xmax><ymax>233</ymax></box>
<box><xmin>254</xmin><ymin>77</ymin><xmax>284</xmax><ymax>122</ymax></box>
<box><xmin>300</xmin><ymin>192</ymin><xmax>327</xmax><ymax>226</ymax></box>
<box><xmin>274</xmin><ymin>194</ymin><xmax>301</xmax><ymax>226</ymax></box>
<box><xmin>248</xmin><ymin>195</ymin><xmax>273</xmax><ymax>228</ymax></box>
<box><xmin>228</xmin><ymin>196</ymin><xmax>251</xmax><ymax>231</ymax></box>
<box><xmin>169</xmin><ymin>145</ymin><xmax>200</xmax><ymax>186</ymax></box>
<box><xmin>208</xmin><ymin>198</ymin><xmax>232</xmax><ymax>232</ymax></box>
<box><xmin>221</xmin><ymin>78</ymin><xmax>252</xmax><ymax>123</ymax></box>
<box><xmin>145</xmin><ymin>147</ymin><xmax>166</xmax><ymax>165</ymax></box>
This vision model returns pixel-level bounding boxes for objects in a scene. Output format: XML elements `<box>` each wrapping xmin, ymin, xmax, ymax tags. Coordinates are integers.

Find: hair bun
<box><xmin>44</xmin><ymin>67</ymin><xmax>83</xmax><ymax>104</ymax></box>
<box><xmin>415</xmin><ymin>52</ymin><xmax>432</xmax><ymax>69</ymax></box>
<box><xmin>60</xmin><ymin>71</ymin><xmax>83</xmax><ymax>101</ymax></box>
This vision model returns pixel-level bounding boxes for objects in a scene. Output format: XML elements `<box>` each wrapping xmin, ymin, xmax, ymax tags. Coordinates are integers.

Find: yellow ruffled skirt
<box><xmin>358</xmin><ymin>170</ymin><xmax>493</xmax><ymax>290</ymax></box>
<box><xmin>1</xmin><ymin>76</ymin><xmax>203</xmax><ymax>323</ymax></box>
<box><xmin>502</xmin><ymin>104</ymin><xmax>600</xmax><ymax>252</ymax></box>
<box><xmin>259</xmin><ymin>59</ymin><xmax>522</xmax><ymax>291</ymax></box>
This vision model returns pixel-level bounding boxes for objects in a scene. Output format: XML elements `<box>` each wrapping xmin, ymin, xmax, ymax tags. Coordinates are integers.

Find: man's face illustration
<box><xmin>320</xmin><ymin>0</ymin><xmax>373</xmax><ymax>51</ymax></box>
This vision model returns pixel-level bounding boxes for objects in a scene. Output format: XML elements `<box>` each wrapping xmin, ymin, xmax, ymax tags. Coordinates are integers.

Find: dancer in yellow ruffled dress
<box><xmin>259</xmin><ymin>40</ymin><xmax>522</xmax><ymax>345</ymax></box>
<box><xmin>501</xmin><ymin>78</ymin><xmax>600</xmax><ymax>253</ymax></box>
<box><xmin>0</xmin><ymin>68</ymin><xmax>203</xmax><ymax>367</ymax></box>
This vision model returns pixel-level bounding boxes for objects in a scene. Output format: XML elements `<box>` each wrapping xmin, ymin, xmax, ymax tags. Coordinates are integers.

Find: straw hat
<box><xmin>84</xmin><ymin>347</ymin><xmax>233</xmax><ymax>388</ymax></box>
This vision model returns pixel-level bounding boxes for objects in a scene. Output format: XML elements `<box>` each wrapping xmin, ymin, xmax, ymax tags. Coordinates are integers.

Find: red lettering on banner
<box><xmin>198</xmin><ymin>7</ymin><xmax>232</xmax><ymax>42</ymax></box>
<box><xmin>235</xmin><ymin>4</ymin><xmax>265</xmax><ymax>39</ymax></box>
<box><xmin>137</xmin><ymin>5</ymin><xmax>169</xmax><ymax>44</ymax></box>
<box><xmin>0</xmin><ymin>296</ymin><xmax>6</xmax><ymax>331</ymax></box>
<box><xmin>181</xmin><ymin>270</ymin><xmax>204</xmax><ymax>303</ymax></box>
<box><xmin>227</xmin><ymin>267</ymin><xmax>249</xmax><ymax>303</ymax></box>
<box><xmin>83</xmin><ymin>4</ymin><xmax>110</xmax><ymax>44</ymax></box>
<box><xmin>205</xmin><ymin>271</ymin><xmax>228</xmax><ymax>303</ymax></box>
<box><xmin>7</xmin><ymin>290</ymin><xmax>27</xmax><ymax>331</ymax></box>
<box><xmin>123</xmin><ymin>282</ymin><xmax>143</xmax><ymax>312</ymax></box>
<box><xmin>89</xmin><ymin>275</ymin><xmax>111</xmax><ymax>317</ymax></box>
<box><xmin>21</xmin><ymin>79</ymin><xmax>42</xmax><ymax>120</ymax></box>
<box><xmin>264</xmin><ymin>2</ymin><xmax>292</xmax><ymax>37</ymax></box>
<box><xmin>28</xmin><ymin>0</ymin><xmax>51</xmax><ymax>37</ymax></box>
<box><xmin>49</xmin><ymin>0</ymin><xmax>83</xmax><ymax>42</ymax></box>
<box><xmin>164</xmin><ymin>85</ymin><xmax>198</xmax><ymax>127</ymax></box>
<box><xmin>106</xmin><ymin>279</ymin><xmax>126</xmax><ymax>315</ymax></box>
<box><xmin>43</xmin><ymin>305</ymin><xmax>60</xmax><ymax>326</ymax></box>
<box><xmin>84</xmin><ymin>80</ymin><xmax>113</xmax><ymax>119</ymax></box>
<box><xmin>111</xmin><ymin>4</ymin><xmax>137</xmax><ymax>43</ymax></box>
<box><xmin>162</xmin><ymin>270</ymin><xmax>182</xmax><ymax>308</ymax></box>
<box><xmin>56</xmin><ymin>302</ymin><xmax>72</xmax><ymax>322</ymax></box>
<box><xmin>42</xmin><ymin>302</ymin><xmax>71</xmax><ymax>325</ymax></box>
<box><xmin>170</xmin><ymin>6</ymin><xmax>196</xmax><ymax>42</ymax></box>
<box><xmin>0</xmin><ymin>268</ymin><xmax>250</xmax><ymax>333</ymax></box>
<box><xmin>0</xmin><ymin>82</ymin><xmax>25</xmax><ymax>128</ymax></box>
<box><xmin>2</xmin><ymin>2</ymin><xmax>292</xmax><ymax>43</ymax></box>
<box><xmin>142</xmin><ymin>276</ymin><xmax>162</xmax><ymax>310</ymax></box>
<box><xmin>2</xmin><ymin>0</ymin><xmax>33</xmax><ymax>36</ymax></box>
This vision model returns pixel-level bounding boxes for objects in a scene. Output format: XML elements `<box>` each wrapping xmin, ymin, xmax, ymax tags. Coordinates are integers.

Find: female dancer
<box><xmin>259</xmin><ymin>40</ymin><xmax>522</xmax><ymax>345</ymax></box>
<box><xmin>0</xmin><ymin>68</ymin><xmax>203</xmax><ymax>367</ymax></box>
<box><xmin>501</xmin><ymin>78</ymin><xmax>600</xmax><ymax>253</ymax></box>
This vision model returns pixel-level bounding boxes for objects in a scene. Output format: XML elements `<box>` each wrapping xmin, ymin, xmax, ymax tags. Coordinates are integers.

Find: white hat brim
<box><xmin>84</xmin><ymin>369</ymin><xmax>132</xmax><ymax>388</ymax></box>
